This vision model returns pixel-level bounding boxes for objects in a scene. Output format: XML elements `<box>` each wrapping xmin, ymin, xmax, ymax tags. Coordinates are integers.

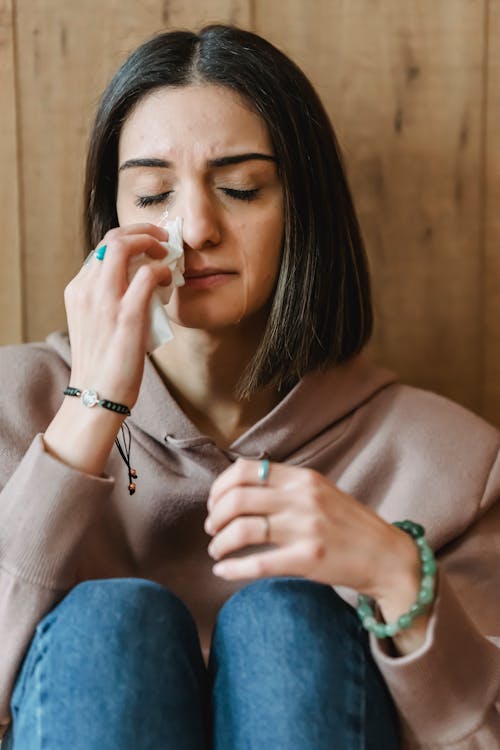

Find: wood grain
<box><xmin>255</xmin><ymin>0</ymin><xmax>488</xmax><ymax>415</ymax></box>
<box><xmin>13</xmin><ymin>0</ymin><xmax>163</xmax><ymax>342</ymax></box>
<box><xmin>2</xmin><ymin>0</ymin><xmax>499</xmax><ymax>425</ymax></box>
<box><xmin>161</xmin><ymin>0</ymin><xmax>251</xmax><ymax>28</ymax></box>
<box><xmin>484</xmin><ymin>0</ymin><xmax>500</xmax><ymax>425</ymax></box>
<box><xmin>12</xmin><ymin>0</ymin><xmax>251</xmax><ymax>344</ymax></box>
<box><xmin>0</xmin><ymin>0</ymin><xmax>22</xmax><ymax>344</ymax></box>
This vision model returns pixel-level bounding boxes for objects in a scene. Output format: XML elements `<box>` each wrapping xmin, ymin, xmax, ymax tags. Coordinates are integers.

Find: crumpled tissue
<box><xmin>128</xmin><ymin>216</ymin><xmax>185</xmax><ymax>351</ymax></box>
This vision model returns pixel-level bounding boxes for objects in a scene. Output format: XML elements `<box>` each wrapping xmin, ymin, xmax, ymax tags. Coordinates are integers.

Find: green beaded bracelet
<box><xmin>356</xmin><ymin>520</ymin><xmax>437</xmax><ymax>639</ymax></box>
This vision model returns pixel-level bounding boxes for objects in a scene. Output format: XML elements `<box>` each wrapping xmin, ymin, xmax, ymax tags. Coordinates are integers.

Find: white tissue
<box><xmin>156</xmin><ymin>216</ymin><xmax>185</xmax><ymax>304</ymax></box>
<box><xmin>127</xmin><ymin>216</ymin><xmax>185</xmax><ymax>351</ymax></box>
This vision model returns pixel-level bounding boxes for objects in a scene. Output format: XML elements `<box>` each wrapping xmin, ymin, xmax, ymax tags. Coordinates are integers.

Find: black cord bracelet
<box><xmin>63</xmin><ymin>387</ymin><xmax>131</xmax><ymax>416</ymax></box>
<box><xmin>63</xmin><ymin>386</ymin><xmax>137</xmax><ymax>494</ymax></box>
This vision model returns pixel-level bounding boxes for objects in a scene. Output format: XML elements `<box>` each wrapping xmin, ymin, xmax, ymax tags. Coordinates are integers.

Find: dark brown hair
<box><xmin>83</xmin><ymin>24</ymin><xmax>373</xmax><ymax>397</ymax></box>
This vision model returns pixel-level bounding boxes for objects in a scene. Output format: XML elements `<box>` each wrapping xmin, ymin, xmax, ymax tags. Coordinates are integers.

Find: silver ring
<box><xmin>257</xmin><ymin>458</ymin><xmax>270</xmax><ymax>484</ymax></box>
<box><xmin>262</xmin><ymin>515</ymin><xmax>271</xmax><ymax>543</ymax></box>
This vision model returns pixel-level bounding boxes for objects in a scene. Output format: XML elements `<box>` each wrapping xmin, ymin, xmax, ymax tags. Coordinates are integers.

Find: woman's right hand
<box><xmin>42</xmin><ymin>224</ymin><xmax>171</xmax><ymax>477</ymax></box>
<box><xmin>64</xmin><ymin>223</ymin><xmax>173</xmax><ymax>410</ymax></box>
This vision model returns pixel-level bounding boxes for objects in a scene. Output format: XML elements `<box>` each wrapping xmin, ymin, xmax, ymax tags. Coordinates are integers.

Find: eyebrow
<box><xmin>118</xmin><ymin>153</ymin><xmax>277</xmax><ymax>171</ymax></box>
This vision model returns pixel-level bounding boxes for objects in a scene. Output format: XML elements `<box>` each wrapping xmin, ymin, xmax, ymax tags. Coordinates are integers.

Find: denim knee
<box><xmin>10</xmin><ymin>579</ymin><xmax>209</xmax><ymax>749</ymax></box>
<box><xmin>37</xmin><ymin>577</ymin><xmax>198</xmax><ymax>645</ymax></box>
<box><xmin>215</xmin><ymin>575</ymin><xmax>360</xmax><ymax>645</ymax></box>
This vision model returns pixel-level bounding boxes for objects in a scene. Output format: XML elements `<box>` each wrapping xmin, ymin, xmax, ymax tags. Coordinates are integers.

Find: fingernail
<box><xmin>204</xmin><ymin>518</ymin><xmax>213</xmax><ymax>534</ymax></box>
<box><xmin>212</xmin><ymin>563</ymin><xmax>226</xmax><ymax>577</ymax></box>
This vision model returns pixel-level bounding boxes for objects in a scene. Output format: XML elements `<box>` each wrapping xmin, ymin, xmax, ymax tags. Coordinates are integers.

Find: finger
<box><xmin>208</xmin><ymin>513</ymin><xmax>287</xmax><ymax>560</ymax></box>
<box><xmin>211</xmin><ymin>543</ymin><xmax>311</xmax><ymax>581</ymax></box>
<box><xmin>208</xmin><ymin>457</ymin><xmax>303</xmax><ymax>508</ymax></box>
<box><xmin>106</xmin><ymin>223</ymin><xmax>169</xmax><ymax>243</ymax></box>
<box><xmin>205</xmin><ymin>487</ymin><xmax>286</xmax><ymax>535</ymax></box>
<box><xmin>91</xmin><ymin>234</ymin><xmax>170</xmax><ymax>294</ymax></box>
<box><xmin>119</xmin><ymin>262</ymin><xmax>173</xmax><ymax>332</ymax></box>
<box><xmin>82</xmin><ymin>224</ymin><xmax>169</xmax><ymax>271</ymax></box>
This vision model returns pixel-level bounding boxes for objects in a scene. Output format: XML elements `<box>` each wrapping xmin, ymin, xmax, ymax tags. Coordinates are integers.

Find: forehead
<box><xmin>118</xmin><ymin>84</ymin><xmax>273</xmax><ymax>162</ymax></box>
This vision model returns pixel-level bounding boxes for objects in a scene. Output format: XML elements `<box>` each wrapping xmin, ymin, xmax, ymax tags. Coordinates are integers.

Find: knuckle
<box><xmin>103</xmin><ymin>227</ymin><xmax>122</xmax><ymax>243</ymax></box>
<box><xmin>302</xmin><ymin>471</ymin><xmax>325</xmax><ymax>508</ymax></box>
<box><xmin>304</xmin><ymin>468</ymin><xmax>321</xmax><ymax>490</ymax></box>
<box><xmin>136</xmin><ymin>264</ymin><xmax>156</xmax><ymax>284</ymax></box>
<box><xmin>304</xmin><ymin>539</ymin><xmax>327</xmax><ymax>562</ymax></box>
<box><xmin>63</xmin><ymin>280</ymin><xmax>74</xmax><ymax>301</ymax></box>
<box><xmin>228</xmin><ymin>488</ymin><xmax>246</xmax><ymax>514</ymax></box>
<box><xmin>235</xmin><ymin>521</ymin><xmax>252</xmax><ymax>546</ymax></box>
<box><xmin>235</xmin><ymin>457</ymin><xmax>251</xmax><ymax>482</ymax></box>
<box><xmin>252</xmin><ymin>557</ymin><xmax>267</xmax><ymax>577</ymax></box>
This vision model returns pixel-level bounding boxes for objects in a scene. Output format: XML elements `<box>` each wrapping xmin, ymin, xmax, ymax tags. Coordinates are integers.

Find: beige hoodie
<box><xmin>0</xmin><ymin>331</ymin><xmax>499</xmax><ymax>747</ymax></box>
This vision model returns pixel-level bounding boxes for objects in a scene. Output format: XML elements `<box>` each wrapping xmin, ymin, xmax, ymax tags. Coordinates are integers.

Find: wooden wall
<box><xmin>1</xmin><ymin>0</ymin><xmax>498</xmax><ymax>426</ymax></box>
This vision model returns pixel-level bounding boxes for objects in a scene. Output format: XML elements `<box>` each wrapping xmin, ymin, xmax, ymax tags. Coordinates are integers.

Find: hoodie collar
<box><xmin>225</xmin><ymin>351</ymin><xmax>398</xmax><ymax>461</ymax></box>
<box><xmin>46</xmin><ymin>331</ymin><xmax>398</xmax><ymax>462</ymax></box>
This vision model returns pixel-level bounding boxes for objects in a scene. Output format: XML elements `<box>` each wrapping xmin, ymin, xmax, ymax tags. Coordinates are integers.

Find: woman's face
<box><xmin>116</xmin><ymin>84</ymin><xmax>284</xmax><ymax>332</ymax></box>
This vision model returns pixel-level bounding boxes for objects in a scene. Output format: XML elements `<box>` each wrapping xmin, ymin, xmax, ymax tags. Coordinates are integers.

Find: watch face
<box><xmin>81</xmin><ymin>388</ymin><xmax>99</xmax><ymax>408</ymax></box>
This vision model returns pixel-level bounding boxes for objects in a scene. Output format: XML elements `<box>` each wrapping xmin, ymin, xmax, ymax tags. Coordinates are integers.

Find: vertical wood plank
<box><xmin>254</xmin><ymin>0</ymin><xmax>487</xmax><ymax>415</ymax></box>
<box><xmin>6</xmin><ymin>0</ymin><xmax>498</xmax><ymax>424</ymax></box>
<box><xmin>14</xmin><ymin>0</ymin><xmax>250</xmax><ymax>343</ymax></box>
<box><xmin>162</xmin><ymin>0</ymin><xmax>251</xmax><ymax>27</ymax></box>
<box><xmin>484</xmin><ymin>0</ymin><xmax>500</xmax><ymax>426</ymax></box>
<box><xmin>0</xmin><ymin>0</ymin><xmax>22</xmax><ymax>345</ymax></box>
<box><xmin>14</xmin><ymin>0</ymin><xmax>166</xmax><ymax>343</ymax></box>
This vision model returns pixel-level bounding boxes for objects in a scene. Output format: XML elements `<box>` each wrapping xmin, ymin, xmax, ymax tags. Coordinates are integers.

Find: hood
<box><xmin>46</xmin><ymin>330</ymin><xmax>398</xmax><ymax>463</ymax></box>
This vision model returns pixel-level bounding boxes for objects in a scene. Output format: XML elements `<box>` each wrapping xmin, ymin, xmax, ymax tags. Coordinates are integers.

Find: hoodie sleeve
<box><xmin>0</xmin><ymin>342</ymin><xmax>115</xmax><ymax>734</ymax></box>
<box><xmin>370</xmin><ymin>448</ymin><xmax>500</xmax><ymax>748</ymax></box>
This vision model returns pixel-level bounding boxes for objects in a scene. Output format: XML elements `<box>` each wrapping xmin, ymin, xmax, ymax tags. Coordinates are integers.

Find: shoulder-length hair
<box><xmin>83</xmin><ymin>24</ymin><xmax>373</xmax><ymax>398</ymax></box>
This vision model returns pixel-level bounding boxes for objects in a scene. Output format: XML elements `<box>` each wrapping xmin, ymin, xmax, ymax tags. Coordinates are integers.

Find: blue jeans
<box><xmin>3</xmin><ymin>577</ymin><xmax>400</xmax><ymax>749</ymax></box>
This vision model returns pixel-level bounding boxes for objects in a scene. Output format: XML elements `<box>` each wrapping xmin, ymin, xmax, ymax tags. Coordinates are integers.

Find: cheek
<box><xmin>252</xmin><ymin>212</ymin><xmax>283</xmax><ymax>280</ymax></box>
<box><xmin>240</xmin><ymin>223</ymin><xmax>283</xmax><ymax>311</ymax></box>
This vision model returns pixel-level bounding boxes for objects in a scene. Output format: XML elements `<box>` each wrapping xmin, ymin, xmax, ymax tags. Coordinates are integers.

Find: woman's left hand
<box><xmin>206</xmin><ymin>458</ymin><xmax>433</xmax><ymax>654</ymax></box>
<box><xmin>205</xmin><ymin>458</ymin><xmax>418</xmax><ymax>603</ymax></box>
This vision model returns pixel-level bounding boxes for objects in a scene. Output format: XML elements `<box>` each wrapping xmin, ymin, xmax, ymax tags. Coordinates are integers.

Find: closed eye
<box><xmin>221</xmin><ymin>188</ymin><xmax>260</xmax><ymax>202</ymax></box>
<box><xmin>135</xmin><ymin>192</ymin><xmax>171</xmax><ymax>208</ymax></box>
<box><xmin>134</xmin><ymin>187</ymin><xmax>260</xmax><ymax>208</ymax></box>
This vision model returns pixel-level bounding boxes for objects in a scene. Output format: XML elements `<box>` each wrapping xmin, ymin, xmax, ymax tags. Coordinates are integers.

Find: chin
<box><xmin>165</xmin><ymin>300</ymin><xmax>251</xmax><ymax>332</ymax></box>
<box><xmin>165</xmin><ymin>287</ymin><xmax>273</xmax><ymax>334</ymax></box>
<box><xmin>167</xmin><ymin>315</ymin><xmax>247</xmax><ymax>333</ymax></box>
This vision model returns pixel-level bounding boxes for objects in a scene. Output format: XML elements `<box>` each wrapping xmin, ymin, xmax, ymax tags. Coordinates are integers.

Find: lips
<box><xmin>182</xmin><ymin>267</ymin><xmax>237</xmax><ymax>289</ymax></box>
<box><xmin>184</xmin><ymin>267</ymin><xmax>234</xmax><ymax>279</ymax></box>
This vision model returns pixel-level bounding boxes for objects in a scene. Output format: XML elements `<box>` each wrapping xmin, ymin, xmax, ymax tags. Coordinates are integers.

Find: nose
<box><xmin>173</xmin><ymin>185</ymin><xmax>221</xmax><ymax>252</ymax></box>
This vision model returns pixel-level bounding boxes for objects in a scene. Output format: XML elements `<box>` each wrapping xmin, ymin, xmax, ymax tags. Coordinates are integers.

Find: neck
<box><xmin>150</xmin><ymin>319</ymin><xmax>280</xmax><ymax>448</ymax></box>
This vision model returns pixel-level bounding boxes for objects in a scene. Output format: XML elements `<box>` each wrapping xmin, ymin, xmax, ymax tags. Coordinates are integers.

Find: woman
<box><xmin>0</xmin><ymin>24</ymin><xmax>498</xmax><ymax>749</ymax></box>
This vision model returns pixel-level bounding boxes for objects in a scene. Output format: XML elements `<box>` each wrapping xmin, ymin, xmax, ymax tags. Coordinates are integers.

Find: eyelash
<box><xmin>134</xmin><ymin>188</ymin><xmax>260</xmax><ymax>208</ymax></box>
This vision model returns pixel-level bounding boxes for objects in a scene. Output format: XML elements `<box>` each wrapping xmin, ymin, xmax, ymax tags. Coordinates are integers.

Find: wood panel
<box><xmin>162</xmin><ymin>0</ymin><xmax>251</xmax><ymax>27</ymax></box>
<box><xmin>0</xmin><ymin>0</ymin><xmax>22</xmax><ymax>344</ymax></box>
<box><xmin>14</xmin><ymin>0</ymin><xmax>250</xmax><ymax>343</ymax></box>
<box><xmin>484</xmin><ymin>0</ymin><xmax>500</xmax><ymax>426</ymax></box>
<box><xmin>2</xmin><ymin>0</ymin><xmax>499</xmax><ymax>425</ymax></box>
<box><xmin>254</xmin><ymin>0</ymin><xmax>488</xmax><ymax>415</ymax></box>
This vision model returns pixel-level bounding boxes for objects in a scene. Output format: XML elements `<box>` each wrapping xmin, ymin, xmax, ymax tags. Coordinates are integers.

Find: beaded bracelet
<box><xmin>356</xmin><ymin>520</ymin><xmax>437</xmax><ymax>639</ymax></box>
